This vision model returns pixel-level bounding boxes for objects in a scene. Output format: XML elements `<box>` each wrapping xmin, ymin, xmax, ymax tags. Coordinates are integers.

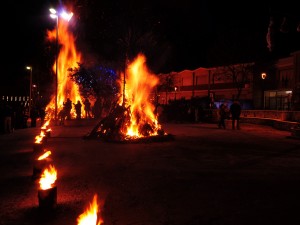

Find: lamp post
<box><xmin>49</xmin><ymin>8</ymin><xmax>73</xmax><ymax>122</ymax></box>
<box><xmin>261</xmin><ymin>72</ymin><xmax>267</xmax><ymax>109</ymax></box>
<box><xmin>174</xmin><ymin>86</ymin><xmax>177</xmax><ymax>101</ymax></box>
<box><xmin>26</xmin><ymin>66</ymin><xmax>33</xmax><ymax>118</ymax></box>
<box><xmin>49</xmin><ymin>9</ymin><xmax>59</xmax><ymax>122</ymax></box>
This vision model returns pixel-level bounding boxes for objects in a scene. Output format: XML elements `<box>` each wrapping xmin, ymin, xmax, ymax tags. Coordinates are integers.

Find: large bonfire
<box><xmin>87</xmin><ymin>54</ymin><xmax>167</xmax><ymax>142</ymax></box>
<box><xmin>45</xmin><ymin>8</ymin><xmax>83</xmax><ymax>120</ymax></box>
<box><xmin>44</xmin><ymin>6</ymin><xmax>169</xmax><ymax>142</ymax></box>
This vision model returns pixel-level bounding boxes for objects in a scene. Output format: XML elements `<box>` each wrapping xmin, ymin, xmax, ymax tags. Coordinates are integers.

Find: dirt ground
<box><xmin>1</xmin><ymin>120</ymin><xmax>300</xmax><ymax>225</ymax></box>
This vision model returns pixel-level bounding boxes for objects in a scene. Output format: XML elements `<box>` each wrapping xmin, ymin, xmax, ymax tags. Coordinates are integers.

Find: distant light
<box><xmin>261</xmin><ymin>72</ymin><xmax>267</xmax><ymax>80</ymax></box>
<box><xmin>49</xmin><ymin>8</ymin><xmax>57</xmax><ymax>14</ymax></box>
<box><xmin>49</xmin><ymin>8</ymin><xmax>73</xmax><ymax>21</ymax></box>
<box><xmin>61</xmin><ymin>11</ymin><xmax>73</xmax><ymax>21</ymax></box>
<box><xmin>50</xmin><ymin>14</ymin><xmax>58</xmax><ymax>19</ymax></box>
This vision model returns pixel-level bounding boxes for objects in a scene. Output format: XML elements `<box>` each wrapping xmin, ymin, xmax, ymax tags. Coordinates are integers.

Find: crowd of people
<box><xmin>0</xmin><ymin>101</ymin><xmax>46</xmax><ymax>134</ymax></box>
<box><xmin>1</xmin><ymin>96</ymin><xmax>243</xmax><ymax>134</ymax></box>
<box><xmin>58</xmin><ymin>98</ymin><xmax>94</xmax><ymax>125</ymax></box>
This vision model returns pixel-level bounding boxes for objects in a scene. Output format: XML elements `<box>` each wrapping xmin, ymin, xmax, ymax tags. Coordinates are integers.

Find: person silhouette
<box><xmin>64</xmin><ymin>98</ymin><xmax>72</xmax><ymax>120</ymax></box>
<box><xmin>230</xmin><ymin>100</ymin><xmax>242</xmax><ymax>130</ymax></box>
<box><xmin>74</xmin><ymin>100</ymin><xmax>82</xmax><ymax>120</ymax></box>
<box><xmin>83</xmin><ymin>98</ymin><xmax>92</xmax><ymax>119</ymax></box>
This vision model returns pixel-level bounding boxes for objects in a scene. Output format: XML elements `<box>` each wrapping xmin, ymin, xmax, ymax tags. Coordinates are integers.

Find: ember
<box><xmin>86</xmin><ymin>54</ymin><xmax>172</xmax><ymax>142</ymax></box>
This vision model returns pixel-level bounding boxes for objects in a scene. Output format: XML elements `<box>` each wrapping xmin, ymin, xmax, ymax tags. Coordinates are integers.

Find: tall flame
<box><xmin>39</xmin><ymin>165</ymin><xmax>57</xmax><ymax>190</ymax></box>
<box><xmin>77</xmin><ymin>194</ymin><xmax>103</xmax><ymax>225</ymax></box>
<box><xmin>46</xmin><ymin>13</ymin><xmax>83</xmax><ymax>119</ymax></box>
<box><xmin>119</xmin><ymin>53</ymin><xmax>161</xmax><ymax>138</ymax></box>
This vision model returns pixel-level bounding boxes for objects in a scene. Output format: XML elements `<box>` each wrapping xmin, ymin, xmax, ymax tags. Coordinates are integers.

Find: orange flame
<box><xmin>77</xmin><ymin>194</ymin><xmax>103</xmax><ymax>225</ymax></box>
<box><xmin>38</xmin><ymin>150</ymin><xmax>52</xmax><ymax>160</ymax></box>
<box><xmin>39</xmin><ymin>165</ymin><xmax>57</xmax><ymax>190</ymax></box>
<box><xmin>46</xmin><ymin>11</ymin><xmax>83</xmax><ymax>119</ymax></box>
<box><xmin>119</xmin><ymin>53</ymin><xmax>162</xmax><ymax>138</ymax></box>
<box><xmin>34</xmin><ymin>135</ymin><xmax>44</xmax><ymax>144</ymax></box>
<box><xmin>41</xmin><ymin>120</ymin><xmax>50</xmax><ymax>129</ymax></box>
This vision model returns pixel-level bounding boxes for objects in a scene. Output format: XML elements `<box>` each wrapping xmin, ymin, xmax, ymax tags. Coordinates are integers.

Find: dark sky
<box><xmin>1</xmin><ymin>0</ymin><xmax>299</xmax><ymax>94</ymax></box>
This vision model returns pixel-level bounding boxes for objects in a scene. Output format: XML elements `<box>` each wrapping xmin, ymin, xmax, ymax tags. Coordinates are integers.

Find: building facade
<box><xmin>156</xmin><ymin>51</ymin><xmax>300</xmax><ymax>111</ymax></box>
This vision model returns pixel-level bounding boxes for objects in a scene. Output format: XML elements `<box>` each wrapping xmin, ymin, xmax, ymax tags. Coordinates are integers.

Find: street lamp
<box><xmin>26</xmin><ymin>66</ymin><xmax>33</xmax><ymax>118</ymax></box>
<box><xmin>49</xmin><ymin>8</ymin><xmax>73</xmax><ymax>121</ymax></box>
<box><xmin>174</xmin><ymin>86</ymin><xmax>178</xmax><ymax>100</ymax></box>
<box><xmin>261</xmin><ymin>72</ymin><xmax>267</xmax><ymax>109</ymax></box>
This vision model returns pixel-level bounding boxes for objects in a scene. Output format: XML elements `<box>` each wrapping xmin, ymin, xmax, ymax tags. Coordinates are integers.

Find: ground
<box><xmin>1</xmin><ymin>120</ymin><xmax>300</xmax><ymax>225</ymax></box>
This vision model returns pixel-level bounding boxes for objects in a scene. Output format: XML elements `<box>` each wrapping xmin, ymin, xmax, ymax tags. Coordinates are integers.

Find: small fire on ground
<box><xmin>77</xmin><ymin>194</ymin><xmax>103</xmax><ymax>225</ymax></box>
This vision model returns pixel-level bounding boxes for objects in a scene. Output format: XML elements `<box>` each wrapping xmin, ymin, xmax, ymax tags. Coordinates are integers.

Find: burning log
<box><xmin>85</xmin><ymin>104</ymin><xmax>170</xmax><ymax>142</ymax></box>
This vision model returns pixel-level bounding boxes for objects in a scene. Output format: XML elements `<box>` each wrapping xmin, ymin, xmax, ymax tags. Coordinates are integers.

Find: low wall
<box><xmin>241</xmin><ymin>110</ymin><xmax>300</xmax><ymax>122</ymax></box>
<box><xmin>205</xmin><ymin>109</ymin><xmax>300</xmax><ymax>131</ymax></box>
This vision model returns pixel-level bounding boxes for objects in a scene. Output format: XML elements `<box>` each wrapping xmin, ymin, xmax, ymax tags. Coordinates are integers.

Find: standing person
<box><xmin>230</xmin><ymin>100</ymin><xmax>242</xmax><ymax>130</ymax></box>
<box><xmin>4</xmin><ymin>104</ymin><xmax>13</xmax><ymax>133</ymax></box>
<box><xmin>74</xmin><ymin>100</ymin><xmax>82</xmax><ymax>120</ymax></box>
<box><xmin>83</xmin><ymin>98</ymin><xmax>92</xmax><ymax>119</ymax></box>
<box><xmin>64</xmin><ymin>98</ymin><xmax>72</xmax><ymax>120</ymax></box>
<box><xmin>217</xmin><ymin>103</ymin><xmax>228</xmax><ymax>129</ymax></box>
<box><xmin>30</xmin><ymin>106</ymin><xmax>38</xmax><ymax>127</ymax></box>
<box><xmin>39</xmin><ymin>107</ymin><xmax>46</xmax><ymax>126</ymax></box>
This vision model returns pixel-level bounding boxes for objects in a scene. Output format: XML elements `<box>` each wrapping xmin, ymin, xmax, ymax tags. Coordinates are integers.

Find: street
<box><xmin>1</xmin><ymin>121</ymin><xmax>300</xmax><ymax>225</ymax></box>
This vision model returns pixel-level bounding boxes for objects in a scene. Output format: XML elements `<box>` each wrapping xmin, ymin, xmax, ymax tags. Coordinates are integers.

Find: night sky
<box><xmin>1</xmin><ymin>0</ymin><xmax>299</xmax><ymax>94</ymax></box>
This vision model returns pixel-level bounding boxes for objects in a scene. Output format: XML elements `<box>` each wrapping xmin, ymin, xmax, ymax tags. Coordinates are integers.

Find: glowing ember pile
<box><xmin>86</xmin><ymin>54</ymin><xmax>169</xmax><ymax>142</ymax></box>
<box><xmin>45</xmin><ymin>9</ymin><xmax>83</xmax><ymax>120</ymax></box>
<box><xmin>77</xmin><ymin>194</ymin><xmax>103</xmax><ymax>225</ymax></box>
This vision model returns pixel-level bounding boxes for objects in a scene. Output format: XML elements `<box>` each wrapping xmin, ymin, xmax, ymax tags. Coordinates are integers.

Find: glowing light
<box><xmin>39</xmin><ymin>165</ymin><xmax>57</xmax><ymax>190</ymax></box>
<box><xmin>77</xmin><ymin>194</ymin><xmax>103</xmax><ymax>225</ymax></box>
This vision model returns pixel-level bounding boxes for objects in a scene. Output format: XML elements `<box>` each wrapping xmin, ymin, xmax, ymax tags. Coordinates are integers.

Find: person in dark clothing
<box><xmin>74</xmin><ymin>100</ymin><xmax>82</xmax><ymax>120</ymax></box>
<box><xmin>83</xmin><ymin>98</ymin><xmax>92</xmax><ymax>119</ymax></box>
<box><xmin>4</xmin><ymin>104</ymin><xmax>13</xmax><ymax>133</ymax></box>
<box><xmin>218</xmin><ymin>103</ymin><xmax>228</xmax><ymax>129</ymax></box>
<box><xmin>64</xmin><ymin>98</ymin><xmax>72</xmax><ymax>120</ymax></box>
<box><xmin>30</xmin><ymin>107</ymin><xmax>38</xmax><ymax>127</ymax></box>
<box><xmin>230</xmin><ymin>100</ymin><xmax>242</xmax><ymax>130</ymax></box>
<box><xmin>39</xmin><ymin>107</ymin><xmax>46</xmax><ymax>126</ymax></box>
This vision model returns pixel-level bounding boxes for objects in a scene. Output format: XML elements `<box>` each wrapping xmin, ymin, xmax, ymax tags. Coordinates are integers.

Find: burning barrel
<box><xmin>38</xmin><ymin>165</ymin><xmax>57</xmax><ymax>210</ymax></box>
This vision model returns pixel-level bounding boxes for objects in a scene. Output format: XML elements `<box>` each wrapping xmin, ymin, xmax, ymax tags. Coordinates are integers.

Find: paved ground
<box><xmin>1</xmin><ymin>120</ymin><xmax>300</xmax><ymax>225</ymax></box>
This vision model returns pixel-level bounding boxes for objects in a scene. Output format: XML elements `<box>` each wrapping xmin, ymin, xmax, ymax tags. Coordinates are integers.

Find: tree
<box><xmin>213</xmin><ymin>63</ymin><xmax>254</xmax><ymax>101</ymax></box>
<box><xmin>68</xmin><ymin>62</ymin><xmax>120</xmax><ymax>114</ymax></box>
<box><xmin>156</xmin><ymin>73</ymin><xmax>175</xmax><ymax>104</ymax></box>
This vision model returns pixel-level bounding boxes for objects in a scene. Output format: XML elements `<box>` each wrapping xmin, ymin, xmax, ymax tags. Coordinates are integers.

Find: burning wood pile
<box><xmin>86</xmin><ymin>103</ymin><xmax>167</xmax><ymax>142</ymax></box>
<box><xmin>85</xmin><ymin>54</ymin><xmax>172</xmax><ymax>143</ymax></box>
